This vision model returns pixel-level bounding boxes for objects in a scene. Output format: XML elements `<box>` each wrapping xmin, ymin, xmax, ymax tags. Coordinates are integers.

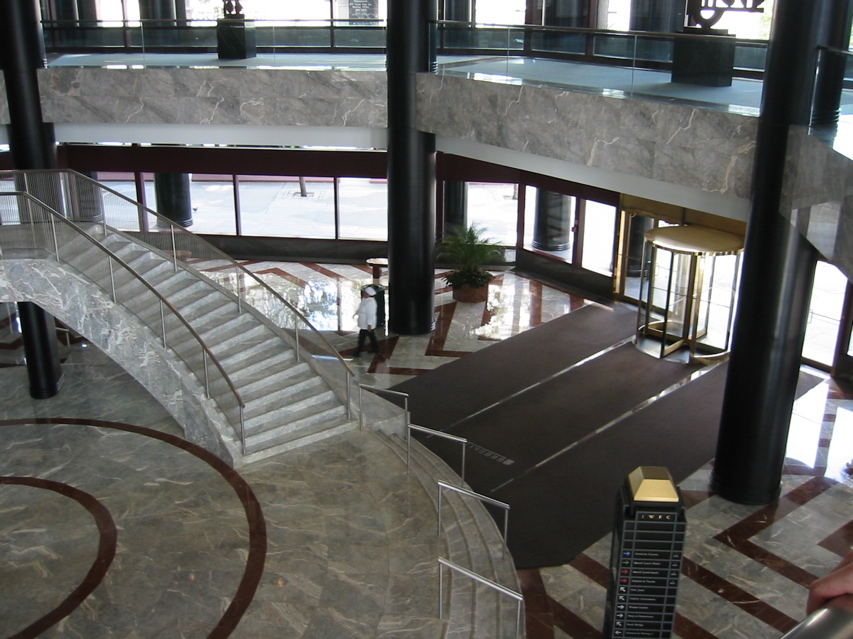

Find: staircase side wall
<box><xmin>0</xmin><ymin>257</ymin><xmax>240</xmax><ymax>466</ymax></box>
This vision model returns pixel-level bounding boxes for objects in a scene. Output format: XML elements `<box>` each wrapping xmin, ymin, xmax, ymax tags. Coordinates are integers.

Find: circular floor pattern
<box><xmin>0</xmin><ymin>418</ymin><xmax>266</xmax><ymax>639</ymax></box>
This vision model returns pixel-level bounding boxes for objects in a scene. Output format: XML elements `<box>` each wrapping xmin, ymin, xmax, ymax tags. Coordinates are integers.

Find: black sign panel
<box><xmin>603</xmin><ymin>477</ymin><xmax>686</xmax><ymax>638</ymax></box>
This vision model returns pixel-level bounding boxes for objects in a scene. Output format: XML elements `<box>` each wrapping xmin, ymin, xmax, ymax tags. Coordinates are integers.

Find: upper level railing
<box><xmin>40</xmin><ymin>17</ymin><xmax>771</xmax><ymax>79</ymax></box>
<box><xmin>0</xmin><ymin>169</ymin><xmax>356</xmax><ymax>417</ymax></box>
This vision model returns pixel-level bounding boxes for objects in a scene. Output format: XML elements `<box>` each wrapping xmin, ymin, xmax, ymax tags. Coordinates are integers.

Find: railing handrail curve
<box><xmin>0</xmin><ymin>190</ymin><xmax>247</xmax><ymax>447</ymax></box>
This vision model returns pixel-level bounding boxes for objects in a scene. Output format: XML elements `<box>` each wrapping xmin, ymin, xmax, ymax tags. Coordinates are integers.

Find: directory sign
<box><xmin>603</xmin><ymin>467</ymin><xmax>686</xmax><ymax>639</ymax></box>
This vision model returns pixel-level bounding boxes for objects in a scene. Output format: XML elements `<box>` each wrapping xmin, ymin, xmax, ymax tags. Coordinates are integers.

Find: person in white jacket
<box><xmin>353</xmin><ymin>286</ymin><xmax>380</xmax><ymax>356</ymax></box>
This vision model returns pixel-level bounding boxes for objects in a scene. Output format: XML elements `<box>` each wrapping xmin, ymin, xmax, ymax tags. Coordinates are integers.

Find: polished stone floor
<box><xmin>2</xmin><ymin>262</ymin><xmax>852</xmax><ymax>638</ymax></box>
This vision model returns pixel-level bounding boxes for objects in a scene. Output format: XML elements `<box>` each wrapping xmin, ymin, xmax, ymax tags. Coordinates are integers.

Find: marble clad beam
<box><xmin>415</xmin><ymin>73</ymin><xmax>758</xmax><ymax>201</ymax></box>
<box><xmin>37</xmin><ymin>68</ymin><xmax>388</xmax><ymax>128</ymax></box>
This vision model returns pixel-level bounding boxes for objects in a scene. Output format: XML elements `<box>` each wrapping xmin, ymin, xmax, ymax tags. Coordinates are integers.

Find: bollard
<box><xmin>603</xmin><ymin>467</ymin><xmax>686</xmax><ymax>639</ymax></box>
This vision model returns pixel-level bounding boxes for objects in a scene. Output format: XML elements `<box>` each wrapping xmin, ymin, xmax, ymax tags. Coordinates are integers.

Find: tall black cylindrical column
<box><xmin>387</xmin><ymin>0</ymin><xmax>437</xmax><ymax>335</ymax></box>
<box><xmin>629</xmin><ymin>0</ymin><xmax>684</xmax><ymax>32</ymax></box>
<box><xmin>443</xmin><ymin>181</ymin><xmax>467</xmax><ymax>232</ymax></box>
<box><xmin>1</xmin><ymin>0</ymin><xmax>64</xmax><ymax>400</ymax></box>
<box><xmin>444</xmin><ymin>0</ymin><xmax>472</xmax><ymax>21</ymax></box>
<box><xmin>533</xmin><ymin>189</ymin><xmax>571</xmax><ymax>251</ymax></box>
<box><xmin>711</xmin><ymin>0</ymin><xmax>824</xmax><ymax>505</ymax></box>
<box><xmin>1</xmin><ymin>0</ymin><xmax>56</xmax><ymax>170</ymax></box>
<box><xmin>811</xmin><ymin>0</ymin><xmax>853</xmax><ymax>126</ymax></box>
<box><xmin>77</xmin><ymin>0</ymin><xmax>98</xmax><ymax>22</ymax></box>
<box><xmin>18</xmin><ymin>302</ymin><xmax>64</xmax><ymax>398</ymax></box>
<box><xmin>154</xmin><ymin>173</ymin><xmax>194</xmax><ymax>227</ymax></box>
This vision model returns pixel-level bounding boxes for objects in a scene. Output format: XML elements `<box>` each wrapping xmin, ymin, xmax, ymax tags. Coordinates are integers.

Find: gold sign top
<box><xmin>628</xmin><ymin>466</ymin><xmax>680</xmax><ymax>503</ymax></box>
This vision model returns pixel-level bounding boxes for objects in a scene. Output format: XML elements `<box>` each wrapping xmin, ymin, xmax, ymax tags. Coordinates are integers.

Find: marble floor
<box><xmin>2</xmin><ymin>262</ymin><xmax>852</xmax><ymax>638</ymax></box>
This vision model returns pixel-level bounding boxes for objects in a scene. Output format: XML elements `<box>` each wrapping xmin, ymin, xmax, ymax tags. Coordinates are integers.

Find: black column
<box><xmin>629</xmin><ymin>0</ymin><xmax>683</xmax><ymax>32</ymax></box>
<box><xmin>711</xmin><ymin>0</ymin><xmax>824</xmax><ymax>505</ymax></box>
<box><xmin>811</xmin><ymin>0</ymin><xmax>853</xmax><ymax>126</ymax></box>
<box><xmin>18</xmin><ymin>302</ymin><xmax>64</xmax><ymax>399</ymax></box>
<box><xmin>533</xmin><ymin>190</ymin><xmax>571</xmax><ymax>251</ymax></box>
<box><xmin>543</xmin><ymin>0</ymin><xmax>589</xmax><ymax>28</ymax></box>
<box><xmin>154</xmin><ymin>173</ymin><xmax>194</xmax><ymax>227</ymax></box>
<box><xmin>443</xmin><ymin>181</ymin><xmax>467</xmax><ymax>232</ymax></box>
<box><xmin>387</xmin><ymin>0</ymin><xmax>437</xmax><ymax>335</ymax></box>
<box><xmin>1</xmin><ymin>0</ymin><xmax>63</xmax><ymax>399</ymax></box>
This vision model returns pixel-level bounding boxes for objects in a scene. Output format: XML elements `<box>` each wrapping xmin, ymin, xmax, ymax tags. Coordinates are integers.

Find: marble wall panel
<box><xmin>781</xmin><ymin>125</ymin><xmax>853</xmax><ymax>280</ymax></box>
<box><xmin>38</xmin><ymin>67</ymin><xmax>387</xmax><ymax>128</ymax></box>
<box><xmin>416</xmin><ymin>73</ymin><xmax>757</xmax><ymax>200</ymax></box>
<box><xmin>0</xmin><ymin>257</ymin><xmax>238</xmax><ymax>466</ymax></box>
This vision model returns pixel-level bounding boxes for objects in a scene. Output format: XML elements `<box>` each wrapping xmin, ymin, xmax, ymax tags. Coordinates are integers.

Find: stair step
<box><xmin>244</xmin><ymin>392</ymin><xmax>343</xmax><ymax>437</ymax></box>
<box><xmin>241</xmin><ymin>418</ymin><xmax>359</xmax><ymax>464</ymax></box>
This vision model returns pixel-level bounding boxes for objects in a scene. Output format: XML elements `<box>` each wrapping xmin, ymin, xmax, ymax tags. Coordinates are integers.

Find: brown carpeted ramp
<box><xmin>493</xmin><ymin>364</ymin><xmax>821</xmax><ymax>569</ymax></box>
<box><xmin>415</xmin><ymin>344</ymin><xmax>703</xmax><ymax>490</ymax></box>
<box><xmin>392</xmin><ymin>302</ymin><xmax>637</xmax><ymax>430</ymax></box>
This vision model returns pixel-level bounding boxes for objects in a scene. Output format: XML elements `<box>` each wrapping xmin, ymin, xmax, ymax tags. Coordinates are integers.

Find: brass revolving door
<box><xmin>637</xmin><ymin>225</ymin><xmax>744</xmax><ymax>360</ymax></box>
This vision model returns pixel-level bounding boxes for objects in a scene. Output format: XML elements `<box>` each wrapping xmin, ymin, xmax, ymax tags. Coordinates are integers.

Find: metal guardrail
<box><xmin>437</xmin><ymin>480</ymin><xmax>510</xmax><ymax>559</ymax></box>
<box><xmin>0</xmin><ymin>190</ymin><xmax>247</xmax><ymax>448</ymax></box>
<box><xmin>782</xmin><ymin>595</ymin><xmax>853</xmax><ymax>639</ymax></box>
<box><xmin>1</xmin><ymin>169</ymin><xmax>357</xmax><ymax>423</ymax></box>
<box><xmin>408</xmin><ymin>423</ymin><xmax>467</xmax><ymax>486</ymax></box>
<box><xmin>358</xmin><ymin>383</ymin><xmax>408</xmax><ymax>432</ymax></box>
<box><xmin>379</xmin><ymin>389</ymin><xmax>517</xmax><ymax>636</ymax></box>
<box><xmin>437</xmin><ymin>557</ymin><xmax>523</xmax><ymax>639</ymax></box>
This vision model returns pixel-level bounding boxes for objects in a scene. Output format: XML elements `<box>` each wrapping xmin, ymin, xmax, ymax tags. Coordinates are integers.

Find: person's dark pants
<box><xmin>355</xmin><ymin>328</ymin><xmax>379</xmax><ymax>355</ymax></box>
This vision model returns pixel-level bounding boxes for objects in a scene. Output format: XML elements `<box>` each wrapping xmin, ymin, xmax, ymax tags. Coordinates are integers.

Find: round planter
<box><xmin>452</xmin><ymin>284</ymin><xmax>489</xmax><ymax>303</ymax></box>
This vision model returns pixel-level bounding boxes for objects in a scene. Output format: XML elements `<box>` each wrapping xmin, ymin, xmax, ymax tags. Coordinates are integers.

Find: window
<box><xmin>338</xmin><ymin>178</ymin><xmax>387</xmax><ymax>240</ymax></box>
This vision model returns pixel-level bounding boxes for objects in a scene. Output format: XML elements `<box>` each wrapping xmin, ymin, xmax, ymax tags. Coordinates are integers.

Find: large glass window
<box><xmin>474</xmin><ymin>0</ymin><xmax>525</xmax><ymax>25</ymax></box>
<box><xmin>466</xmin><ymin>183</ymin><xmax>519</xmax><ymax>246</ymax></box>
<box><xmin>240</xmin><ymin>177</ymin><xmax>335</xmax><ymax>239</ymax></box>
<box><xmin>803</xmin><ymin>261</ymin><xmax>848</xmax><ymax>366</ymax></box>
<box><xmin>581</xmin><ymin>200</ymin><xmax>618</xmax><ymax>276</ymax></box>
<box><xmin>338</xmin><ymin>177</ymin><xmax>387</xmax><ymax>240</ymax></box>
<box><xmin>188</xmin><ymin>176</ymin><xmax>236</xmax><ymax>235</ymax></box>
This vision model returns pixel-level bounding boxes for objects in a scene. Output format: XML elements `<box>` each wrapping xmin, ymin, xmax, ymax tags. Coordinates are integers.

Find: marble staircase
<box><xmin>61</xmin><ymin>229</ymin><xmax>359</xmax><ymax>465</ymax></box>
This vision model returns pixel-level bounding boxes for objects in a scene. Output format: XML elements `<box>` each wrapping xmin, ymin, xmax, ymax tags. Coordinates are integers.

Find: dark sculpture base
<box><xmin>671</xmin><ymin>27</ymin><xmax>735</xmax><ymax>87</ymax></box>
<box><xmin>217</xmin><ymin>19</ymin><xmax>257</xmax><ymax>60</ymax></box>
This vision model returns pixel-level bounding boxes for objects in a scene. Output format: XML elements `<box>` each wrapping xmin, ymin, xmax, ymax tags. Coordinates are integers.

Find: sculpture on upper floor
<box><xmin>223</xmin><ymin>0</ymin><xmax>244</xmax><ymax>18</ymax></box>
<box><xmin>685</xmin><ymin>0</ymin><xmax>764</xmax><ymax>32</ymax></box>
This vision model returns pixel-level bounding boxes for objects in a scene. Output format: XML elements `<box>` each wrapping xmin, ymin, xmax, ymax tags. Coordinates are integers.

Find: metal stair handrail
<box><xmin>437</xmin><ymin>480</ymin><xmax>510</xmax><ymax>558</ymax></box>
<box><xmin>1</xmin><ymin>169</ymin><xmax>356</xmax><ymax>416</ymax></box>
<box><xmin>0</xmin><ymin>190</ymin><xmax>247</xmax><ymax>449</ymax></box>
<box><xmin>437</xmin><ymin>557</ymin><xmax>524</xmax><ymax>639</ymax></box>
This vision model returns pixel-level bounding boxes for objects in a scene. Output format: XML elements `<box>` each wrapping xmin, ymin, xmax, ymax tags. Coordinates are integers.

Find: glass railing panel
<box><xmin>734</xmin><ymin>41</ymin><xmax>767</xmax><ymax>73</ymax></box>
<box><xmin>265</xmin><ymin>22</ymin><xmax>332</xmax><ymax>48</ymax></box>
<box><xmin>332</xmin><ymin>22</ymin><xmax>386</xmax><ymax>48</ymax></box>
<box><xmin>528</xmin><ymin>31</ymin><xmax>587</xmax><ymax>56</ymax></box>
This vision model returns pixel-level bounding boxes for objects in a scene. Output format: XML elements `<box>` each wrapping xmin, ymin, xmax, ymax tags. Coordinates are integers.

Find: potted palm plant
<box><xmin>438</xmin><ymin>224</ymin><xmax>504</xmax><ymax>303</ymax></box>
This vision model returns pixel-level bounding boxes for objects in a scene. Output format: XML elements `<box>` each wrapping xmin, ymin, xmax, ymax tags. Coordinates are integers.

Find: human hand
<box><xmin>807</xmin><ymin>550</ymin><xmax>853</xmax><ymax>614</ymax></box>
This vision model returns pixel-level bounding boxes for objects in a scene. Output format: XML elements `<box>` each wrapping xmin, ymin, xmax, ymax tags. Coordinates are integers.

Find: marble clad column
<box><xmin>0</xmin><ymin>0</ymin><xmax>63</xmax><ymax>399</ymax></box>
<box><xmin>712</xmin><ymin>0</ymin><xmax>825</xmax><ymax>505</ymax></box>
